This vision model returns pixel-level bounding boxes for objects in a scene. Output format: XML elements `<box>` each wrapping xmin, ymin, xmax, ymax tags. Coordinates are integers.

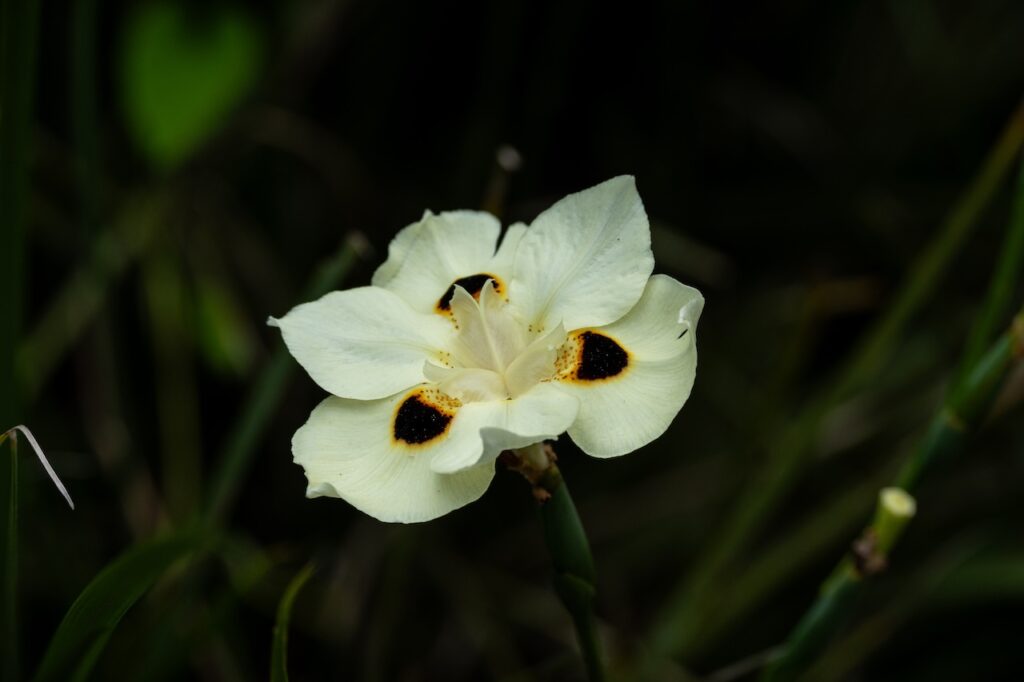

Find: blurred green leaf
<box><xmin>33</xmin><ymin>530</ymin><xmax>204</xmax><ymax>682</ymax></box>
<box><xmin>270</xmin><ymin>563</ymin><xmax>316</xmax><ymax>682</ymax></box>
<box><xmin>119</xmin><ymin>2</ymin><xmax>261</xmax><ymax>171</ymax></box>
<box><xmin>195</xmin><ymin>276</ymin><xmax>256</xmax><ymax>376</ymax></box>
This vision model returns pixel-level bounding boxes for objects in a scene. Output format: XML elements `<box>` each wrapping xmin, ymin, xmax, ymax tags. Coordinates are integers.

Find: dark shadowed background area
<box><xmin>4</xmin><ymin>0</ymin><xmax>1024</xmax><ymax>680</ymax></box>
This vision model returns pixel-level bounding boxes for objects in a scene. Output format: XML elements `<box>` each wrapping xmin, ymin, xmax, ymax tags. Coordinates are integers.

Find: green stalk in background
<box><xmin>145</xmin><ymin>252</ymin><xmax>204</xmax><ymax>522</ymax></box>
<box><xmin>955</xmin><ymin>153</ymin><xmax>1024</xmax><ymax>383</ymax></box>
<box><xmin>0</xmin><ymin>0</ymin><xmax>39</xmax><ymax>427</ymax></box>
<box><xmin>649</xmin><ymin>101</ymin><xmax>1024</xmax><ymax>664</ymax></box>
<box><xmin>0</xmin><ymin>0</ymin><xmax>41</xmax><ymax>676</ymax></box>
<box><xmin>72</xmin><ymin>0</ymin><xmax>101</xmax><ymax>244</ymax></box>
<box><xmin>204</xmin><ymin>238</ymin><xmax>361</xmax><ymax>525</ymax></box>
<box><xmin>0</xmin><ymin>434</ymin><xmax>19</xmax><ymax>682</ymax></box>
<box><xmin>761</xmin><ymin>307</ymin><xmax>1024</xmax><ymax>682</ymax></box>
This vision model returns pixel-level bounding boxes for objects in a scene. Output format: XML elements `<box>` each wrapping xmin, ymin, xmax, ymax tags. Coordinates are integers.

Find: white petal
<box><xmin>293</xmin><ymin>395</ymin><xmax>495</xmax><ymax>523</ymax></box>
<box><xmin>272</xmin><ymin>286</ymin><xmax>454</xmax><ymax>400</ymax></box>
<box><xmin>428</xmin><ymin>382</ymin><xmax>580</xmax><ymax>474</ymax></box>
<box><xmin>492</xmin><ymin>222</ymin><xmax>527</xmax><ymax>274</ymax></box>
<box><xmin>559</xmin><ymin>275</ymin><xmax>703</xmax><ymax>458</ymax></box>
<box><xmin>370</xmin><ymin>210</ymin><xmax>430</xmax><ymax>289</ymax></box>
<box><xmin>510</xmin><ymin>176</ymin><xmax>654</xmax><ymax>332</ymax></box>
<box><xmin>372</xmin><ymin>210</ymin><xmax>505</xmax><ymax>313</ymax></box>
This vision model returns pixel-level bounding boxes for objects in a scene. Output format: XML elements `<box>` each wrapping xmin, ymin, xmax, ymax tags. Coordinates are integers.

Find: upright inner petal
<box><xmin>450</xmin><ymin>283</ymin><xmax>526</xmax><ymax>374</ymax></box>
<box><xmin>432</xmin><ymin>279</ymin><xmax>561</xmax><ymax>403</ymax></box>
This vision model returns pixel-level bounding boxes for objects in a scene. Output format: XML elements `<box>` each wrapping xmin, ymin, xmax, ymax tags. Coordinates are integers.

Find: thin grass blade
<box><xmin>33</xmin><ymin>530</ymin><xmax>204</xmax><ymax>682</ymax></box>
<box><xmin>270</xmin><ymin>562</ymin><xmax>316</xmax><ymax>682</ymax></box>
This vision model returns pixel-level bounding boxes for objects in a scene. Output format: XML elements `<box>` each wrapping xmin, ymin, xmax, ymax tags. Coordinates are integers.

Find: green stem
<box><xmin>1</xmin><ymin>0</ymin><xmax>40</xmax><ymax>674</ymax></box>
<box><xmin>203</xmin><ymin>240</ymin><xmax>359</xmax><ymax>525</ymax></box>
<box><xmin>898</xmin><ymin>326</ymin><xmax>1018</xmax><ymax>489</ymax></box>
<box><xmin>0</xmin><ymin>0</ymin><xmax>40</xmax><ymax>455</ymax></box>
<box><xmin>648</xmin><ymin>100</ymin><xmax>1024</xmax><ymax>662</ymax></box>
<box><xmin>1</xmin><ymin>435</ymin><xmax>18</xmax><ymax>682</ymax></box>
<box><xmin>535</xmin><ymin>464</ymin><xmax>606</xmax><ymax>682</ymax></box>
<box><xmin>760</xmin><ymin>308</ymin><xmax>1024</xmax><ymax>681</ymax></box>
<box><xmin>955</xmin><ymin>151</ymin><xmax>1024</xmax><ymax>384</ymax></box>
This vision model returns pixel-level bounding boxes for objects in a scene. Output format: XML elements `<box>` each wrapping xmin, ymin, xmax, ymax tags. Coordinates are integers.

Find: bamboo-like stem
<box><xmin>534</xmin><ymin>463</ymin><xmax>606</xmax><ymax>682</ymax></box>
<box><xmin>760</xmin><ymin>308</ymin><xmax>1024</xmax><ymax>681</ymax></box>
<box><xmin>648</xmin><ymin>101</ymin><xmax>1024</xmax><ymax>662</ymax></box>
<box><xmin>203</xmin><ymin>239</ymin><xmax>360</xmax><ymax>525</ymax></box>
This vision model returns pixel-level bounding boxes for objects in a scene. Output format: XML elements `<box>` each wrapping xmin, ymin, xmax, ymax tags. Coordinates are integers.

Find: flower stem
<box><xmin>760</xmin><ymin>306</ymin><xmax>1024</xmax><ymax>682</ymax></box>
<box><xmin>533</xmin><ymin>461</ymin><xmax>607</xmax><ymax>682</ymax></box>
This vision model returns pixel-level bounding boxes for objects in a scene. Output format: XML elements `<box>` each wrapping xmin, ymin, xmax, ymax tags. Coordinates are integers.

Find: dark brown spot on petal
<box><xmin>574</xmin><ymin>331</ymin><xmax>629</xmax><ymax>380</ymax></box>
<box><xmin>393</xmin><ymin>391</ymin><xmax>457</xmax><ymax>445</ymax></box>
<box><xmin>436</xmin><ymin>273</ymin><xmax>503</xmax><ymax>312</ymax></box>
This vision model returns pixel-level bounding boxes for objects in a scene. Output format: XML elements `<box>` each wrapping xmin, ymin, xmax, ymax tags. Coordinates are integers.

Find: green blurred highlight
<box><xmin>195</xmin><ymin>276</ymin><xmax>257</xmax><ymax>377</ymax></box>
<box><xmin>119</xmin><ymin>2</ymin><xmax>262</xmax><ymax>171</ymax></box>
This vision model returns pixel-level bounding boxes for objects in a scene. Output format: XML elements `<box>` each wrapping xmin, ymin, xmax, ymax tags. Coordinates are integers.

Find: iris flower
<box><xmin>271</xmin><ymin>177</ymin><xmax>703</xmax><ymax>522</ymax></box>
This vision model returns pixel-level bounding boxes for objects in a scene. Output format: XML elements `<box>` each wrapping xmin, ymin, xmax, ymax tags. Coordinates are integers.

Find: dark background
<box><xmin>9</xmin><ymin>0</ymin><xmax>1024</xmax><ymax>680</ymax></box>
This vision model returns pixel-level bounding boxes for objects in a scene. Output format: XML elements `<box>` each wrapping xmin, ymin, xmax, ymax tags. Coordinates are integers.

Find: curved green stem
<box><xmin>534</xmin><ymin>462</ymin><xmax>606</xmax><ymax>682</ymax></box>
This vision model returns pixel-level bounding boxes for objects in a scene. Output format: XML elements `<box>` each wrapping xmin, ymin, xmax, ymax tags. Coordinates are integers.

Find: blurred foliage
<box><xmin>119</xmin><ymin>2</ymin><xmax>261</xmax><ymax>171</ymax></box>
<box><xmin>4</xmin><ymin>0</ymin><xmax>1024</xmax><ymax>680</ymax></box>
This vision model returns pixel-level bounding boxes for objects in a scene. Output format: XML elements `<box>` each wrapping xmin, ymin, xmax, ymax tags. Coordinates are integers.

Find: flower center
<box><xmin>425</xmin><ymin>281</ymin><xmax>566</xmax><ymax>402</ymax></box>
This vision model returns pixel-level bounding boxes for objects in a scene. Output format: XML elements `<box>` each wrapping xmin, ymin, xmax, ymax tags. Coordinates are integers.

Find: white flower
<box><xmin>271</xmin><ymin>177</ymin><xmax>703</xmax><ymax>523</ymax></box>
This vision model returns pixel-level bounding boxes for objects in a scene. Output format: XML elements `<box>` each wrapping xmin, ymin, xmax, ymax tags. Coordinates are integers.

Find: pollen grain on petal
<box><xmin>557</xmin><ymin>330</ymin><xmax>630</xmax><ymax>382</ymax></box>
<box><xmin>392</xmin><ymin>388</ymin><xmax>461</xmax><ymax>447</ymax></box>
<box><xmin>436</xmin><ymin>273</ymin><xmax>505</xmax><ymax>313</ymax></box>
